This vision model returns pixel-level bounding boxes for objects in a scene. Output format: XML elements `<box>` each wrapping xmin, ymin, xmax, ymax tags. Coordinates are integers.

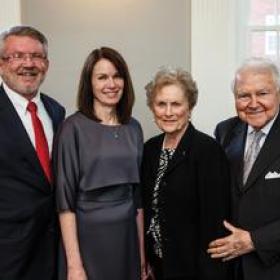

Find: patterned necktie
<box><xmin>243</xmin><ymin>130</ymin><xmax>264</xmax><ymax>184</ymax></box>
<box><xmin>27</xmin><ymin>101</ymin><xmax>52</xmax><ymax>183</ymax></box>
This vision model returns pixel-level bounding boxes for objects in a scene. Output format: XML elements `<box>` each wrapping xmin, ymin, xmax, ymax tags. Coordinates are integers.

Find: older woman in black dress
<box><xmin>142</xmin><ymin>68</ymin><xmax>231</xmax><ymax>280</ymax></box>
<box><xmin>54</xmin><ymin>47</ymin><xmax>145</xmax><ymax>280</ymax></box>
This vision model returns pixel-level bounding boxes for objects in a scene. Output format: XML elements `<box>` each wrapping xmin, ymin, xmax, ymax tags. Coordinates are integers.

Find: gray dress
<box><xmin>54</xmin><ymin>112</ymin><xmax>143</xmax><ymax>280</ymax></box>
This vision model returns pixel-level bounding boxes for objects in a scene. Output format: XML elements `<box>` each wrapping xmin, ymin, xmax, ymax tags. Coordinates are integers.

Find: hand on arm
<box><xmin>59</xmin><ymin>211</ymin><xmax>87</xmax><ymax>280</ymax></box>
<box><xmin>207</xmin><ymin>220</ymin><xmax>255</xmax><ymax>261</ymax></box>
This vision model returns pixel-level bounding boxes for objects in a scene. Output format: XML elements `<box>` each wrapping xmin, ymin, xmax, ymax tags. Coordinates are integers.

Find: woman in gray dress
<box><xmin>53</xmin><ymin>47</ymin><xmax>146</xmax><ymax>280</ymax></box>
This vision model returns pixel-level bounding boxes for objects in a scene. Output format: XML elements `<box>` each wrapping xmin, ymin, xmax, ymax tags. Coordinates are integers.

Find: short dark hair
<box><xmin>77</xmin><ymin>47</ymin><xmax>135</xmax><ymax>124</ymax></box>
<box><xmin>0</xmin><ymin>25</ymin><xmax>48</xmax><ymax>57</ymax></box>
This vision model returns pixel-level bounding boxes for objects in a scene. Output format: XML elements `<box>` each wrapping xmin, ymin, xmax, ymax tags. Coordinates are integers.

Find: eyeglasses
<box><xmin>1</xmin><ymin>52</ymin><xmax>47</xmax><ymax>63</ymax></box>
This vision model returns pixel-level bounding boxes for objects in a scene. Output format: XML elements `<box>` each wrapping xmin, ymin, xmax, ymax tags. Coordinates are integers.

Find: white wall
<box><xmin>21</xmin><ymin>0</ymin><xmax>190</xmax><ymax>139</ymax></box>
<box><xmin>0</xmin><ymin>0</ymin><xmax>21</xmax><ymax>30</ymax></box>
<box><xmin>3</xmin><ymin>0</ymin><xmax>243</xmax><ymax>139</ymax></box>
<box><xmin>0</xmin><ymin>0</ymin><xmax>21</xmax><ymax>83</ymax></box>
<box><xmin>191</xmin><ymin>0</ymin><xmax>238</xmax><ymax>136</ymax></box>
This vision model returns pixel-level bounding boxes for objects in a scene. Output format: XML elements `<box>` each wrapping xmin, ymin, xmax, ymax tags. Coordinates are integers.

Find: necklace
<box><xmin>113</xmin><ymin>126</ymin><xmax>120</xmax><ymax>139</ymax></box>
<box><xmin>99</xmin><ymin>116</ymin><xmax>121</xmax><ymax>139</ymax></box>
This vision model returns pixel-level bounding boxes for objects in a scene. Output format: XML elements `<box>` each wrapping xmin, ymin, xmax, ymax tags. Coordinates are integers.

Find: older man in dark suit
<box><xmin>208</xmin><ymin>57</ymin><xmax>280</xmax><ymax>280</ymax></box>
<box><xmin>0</xmin><ymin>26</ymin><xmax>65</xmax><ymax>279</ymax></box>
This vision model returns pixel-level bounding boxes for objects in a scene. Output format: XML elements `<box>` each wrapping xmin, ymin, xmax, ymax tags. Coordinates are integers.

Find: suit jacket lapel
<box><xmin>164</xmin><ymin>123</ymin><xmax>195</xmax><ymax>175</ymax></box>
<box><xmin>41</xmin><ymin>94</ymin><xmax>59</xmax><ymax>132</ymax></box>
<box><xmin>0</xmin><ymin>86</ymin><xmax>51</xmax><ymax>192</ymax></box>
<box><xmin>0</xmin><ymin>86</ymin><xmax>39</xmax><ymax>165</ymax></box>
<box><xmin>150</xmin><ymin>134</ymin><xmax>164</xmax><ymax>178</ymax></box>
<box><xmin>244</xmin><ymin>113</ymin><xmax>280</xmax><ymax>191</ymax></box>
<box><xmin>226</xmin><ymin>120</ymin><xmax>247</xmax><ymax>191</ymax></box>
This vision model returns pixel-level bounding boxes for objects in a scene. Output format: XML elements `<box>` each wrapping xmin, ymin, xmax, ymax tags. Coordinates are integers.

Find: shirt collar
<box><xmin>247</xmin><ymin>110</ymin><xmax>279</xmax><ymax>136</ymax></box>
<box><xmin>3</xmin><ymin>82</ymin><xmax>41</xmax><ymax>113</ymax></box>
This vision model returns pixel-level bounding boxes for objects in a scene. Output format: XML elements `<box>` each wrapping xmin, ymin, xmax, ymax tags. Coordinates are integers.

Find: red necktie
<box><xmin>27</xmin><ymin>101</ymin><xmax>52</xmax><ymax>183</ymax></box>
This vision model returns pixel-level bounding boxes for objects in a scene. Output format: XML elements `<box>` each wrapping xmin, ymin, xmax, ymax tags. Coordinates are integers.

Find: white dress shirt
<box><xmin>3</xmin><ymin>83</ymin><xmax>54</xmax><ymax>154</ymax></box>
<box><xmin>244</xmin><ymin>112</ymin><xmax>278</xmax><ymax>158</ymax></box>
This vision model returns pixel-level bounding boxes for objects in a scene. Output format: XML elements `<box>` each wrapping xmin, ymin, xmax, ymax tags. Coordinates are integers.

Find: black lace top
<box><xmin>147</xmin><ymin>148</ymin><xmax>175</xmax><ymax>258</ymax></box>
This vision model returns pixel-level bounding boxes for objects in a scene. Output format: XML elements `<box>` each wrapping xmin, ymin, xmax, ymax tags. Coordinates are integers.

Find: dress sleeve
<box><xmin>53</xmin><ymin>120</ymin><xmax>80</xmax><ymax>212</ymax></box>
<box><xmin>134</xmin><ymin>118</ymin><xmax>144</xmax><ymax>169</ymax></box>
<box><xmin>132</xmin><ymin>119</ymin><xmax>144</xmax><ymax>209</ymax></box>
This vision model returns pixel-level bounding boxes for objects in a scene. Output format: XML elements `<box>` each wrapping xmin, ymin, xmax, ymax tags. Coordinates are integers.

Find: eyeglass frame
<box><xmin>1</xmin><ymin>52</ymin><xmax>48</xmax><ymax>63</ymax></box>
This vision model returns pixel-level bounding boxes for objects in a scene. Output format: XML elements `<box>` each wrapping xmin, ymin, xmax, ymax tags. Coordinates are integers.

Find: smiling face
<box><xmin>152</xmin><ymin>84</ymin><xmax>191</xmax><ymax>137</ymax></box>
<box><xmin>91</xmin><ymin>58</ymin><xmax>124</xmax><ymax>110</ymax></box>
<box><xmin>234</xmin><ymin>70</ymin><xmax>280</xmax><ymax>129</ymax></box>
<box><xmin>0</xmin><ymin>35</ymin><xmax>49</xmax><ymax>100</ymax></box>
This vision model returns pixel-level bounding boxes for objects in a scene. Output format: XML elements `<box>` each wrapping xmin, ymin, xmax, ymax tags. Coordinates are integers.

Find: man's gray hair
<box><xmin>232</xmin><ymin>57</ymin><xmax>280</xmax><ymax>93</ymax></box>
<box><xmin>0</xmin><ymin>25</ymin><xmax>48</xmax><ymax>57</ymax></box>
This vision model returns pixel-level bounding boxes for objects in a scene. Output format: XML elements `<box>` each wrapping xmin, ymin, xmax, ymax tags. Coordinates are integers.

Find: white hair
<box><xmin>232</xmin><ymin>57</ymin><xmax>280</xmax><ymax>93</ymax></box>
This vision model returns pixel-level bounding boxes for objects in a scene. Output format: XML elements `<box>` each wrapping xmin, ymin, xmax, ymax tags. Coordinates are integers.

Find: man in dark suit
<box><xmin>0</xmin><ymin>26</ymin><xmax>65</xmax><ymax>279</ymax></box>
<box><xmin>208</xmin><ymin>57</ymin><xmax>280</xmax><ymax>280</ymax></box>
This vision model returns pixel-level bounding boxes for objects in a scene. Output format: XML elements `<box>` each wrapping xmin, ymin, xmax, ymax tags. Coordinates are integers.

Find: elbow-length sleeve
<box><xmin>133</xmin><ymin>119</ymin><xmax>144</xmax><ymax>209</ymax></box>
<box><xmin>53</xmin><ymin>119</ymin><xmax>80</xmax><ymax>212</ymax></box>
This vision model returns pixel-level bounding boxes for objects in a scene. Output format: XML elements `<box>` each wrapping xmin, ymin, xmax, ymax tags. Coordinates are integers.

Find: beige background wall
<box><xmin>0</xmin><ymin>0</ymin><xmax>21</xmax><ymax>84</ymax></box>
<box><xmin>20</xmin><ymin>0</ymin><xmax>190</xmax><ymax>139</ymax></box>
<box><xmin>191</xmin><ymin>0</ymin><xmax>237</xmax><ymax>134</ymax></box>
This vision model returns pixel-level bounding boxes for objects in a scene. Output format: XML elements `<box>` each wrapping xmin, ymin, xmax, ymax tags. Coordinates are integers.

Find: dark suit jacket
<box><xmin>0</xmin><ymin>85</ymin><xmax>65</xmax><ymax>280</ymax></box>
<box><xmin>215</xmin><ymin>114</ymin><xmax>280</xmax><ymax>280</ymax></box>
<box><xmin>142</xmin><ymin>123</ymin><xmax>231</xmax><ymax>280</ymax></box>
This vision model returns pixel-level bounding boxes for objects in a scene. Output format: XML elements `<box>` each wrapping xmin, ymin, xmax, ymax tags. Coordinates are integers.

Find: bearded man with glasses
<box><xmin>0</xmin><ymin>25</ymin><xmax>65</xmax><ymax>280</ymax></box>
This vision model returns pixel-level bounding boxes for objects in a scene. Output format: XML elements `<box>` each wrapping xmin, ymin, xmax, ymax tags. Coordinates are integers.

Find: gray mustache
<box><xmin>18</xmin><ymin>69</ymin><xmax>39</xmax><ymax>76</ymax></box>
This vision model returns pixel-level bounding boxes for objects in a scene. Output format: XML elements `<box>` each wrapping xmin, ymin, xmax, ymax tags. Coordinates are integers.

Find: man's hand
<box><xmin>207</xmin><ymin>220</ymin><xmax>255</xmax><ymax>261</ymax></box>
